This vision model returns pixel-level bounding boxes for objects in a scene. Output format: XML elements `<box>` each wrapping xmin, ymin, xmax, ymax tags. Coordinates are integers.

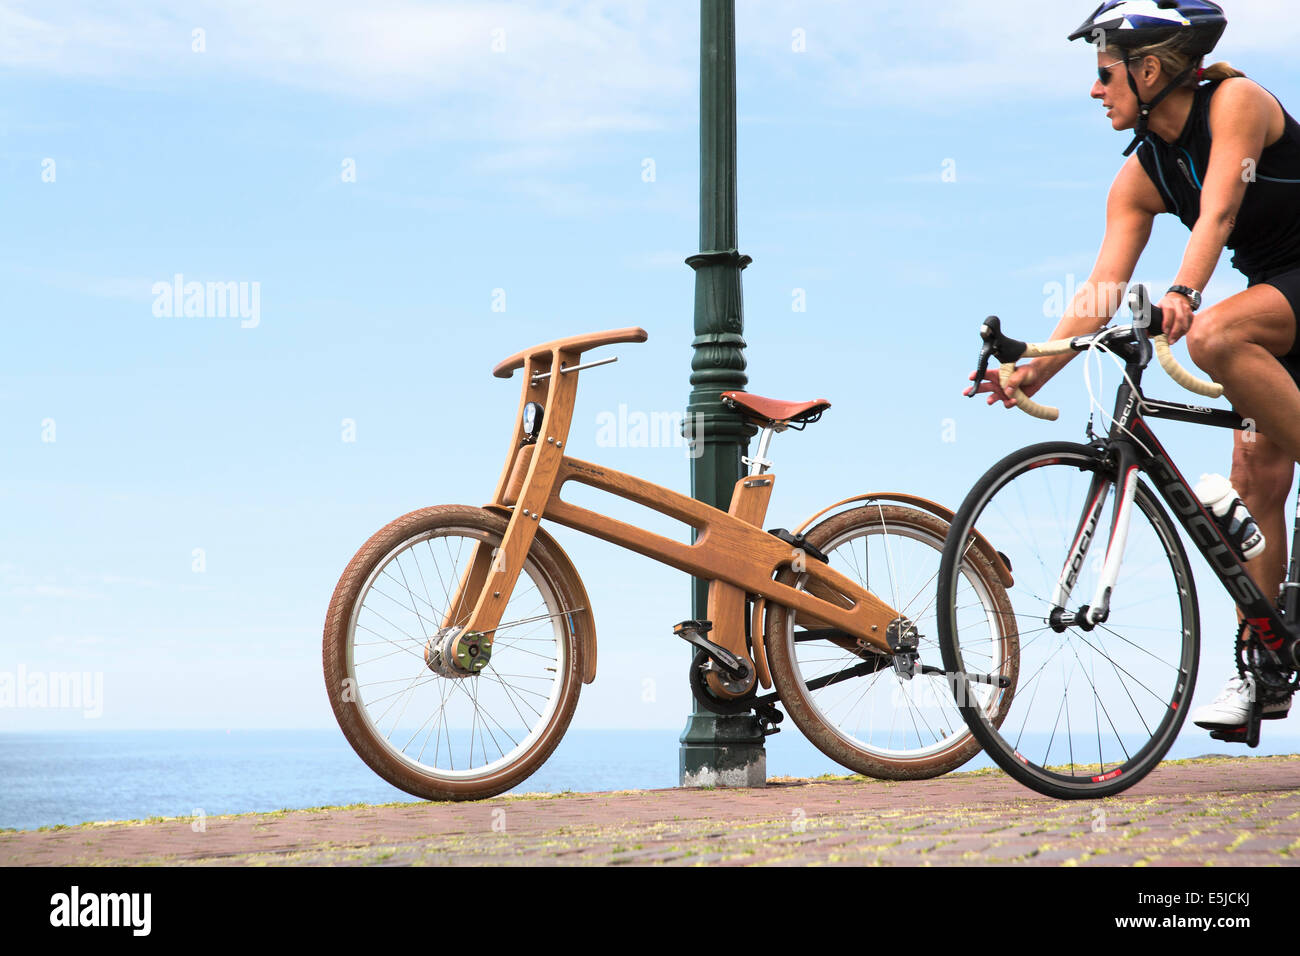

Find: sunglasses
<box><xmin>1098</xmin><ymin>57</ymin><xmax>1131</xmax><ymax>85</ymax></box>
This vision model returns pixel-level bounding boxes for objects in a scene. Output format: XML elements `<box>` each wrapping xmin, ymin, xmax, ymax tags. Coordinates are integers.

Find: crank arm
<box><xmin>673</xmin><ymin>621</ymin><xmax>746</xmax><ymax>679</ymax></box>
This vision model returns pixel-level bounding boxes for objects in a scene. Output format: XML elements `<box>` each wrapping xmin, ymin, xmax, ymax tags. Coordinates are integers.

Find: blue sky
<box><xmin>3</xmin><ymin>0</ymin><xmax>1300</xmax><ymax>734</ymax></box>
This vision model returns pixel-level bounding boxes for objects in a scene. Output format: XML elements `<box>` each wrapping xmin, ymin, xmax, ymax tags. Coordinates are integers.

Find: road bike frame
<box><xmin>1033</xmin><ymin>327</ymin><xmax>1300</xmax><ymax>685</ymax></box>
<box><xmin>439</xmin><ymin>327</ymin><xmax>1011</xmax><ymax>700</ymax></box>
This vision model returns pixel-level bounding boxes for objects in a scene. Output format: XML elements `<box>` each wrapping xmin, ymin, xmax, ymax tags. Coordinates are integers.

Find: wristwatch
<box><xmin>1168</xmin><ymin>285</ymin><xmax>1203</xmax><ymax>310</ymax></box>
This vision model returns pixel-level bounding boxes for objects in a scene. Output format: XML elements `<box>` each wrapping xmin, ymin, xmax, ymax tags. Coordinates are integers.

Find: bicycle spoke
<box><xmin>782</xmin><ymin>507</ymin><xmax>1013</xmax><ymax>768</ymax></box>
<box><xmin>342</xmin><ymin>521</ymin><xmax>572</xmax><ymax>787</ymax></box>
<box><xmin>938</xmin><ymin>449</ymin><xmax>1197</xmax><ymax>797</ymax></box>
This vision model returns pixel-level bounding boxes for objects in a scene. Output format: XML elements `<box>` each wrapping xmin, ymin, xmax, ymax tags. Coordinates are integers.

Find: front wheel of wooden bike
<box><xmin>323</xmin><ymin>505</ymin><xmax>586</xmax><ymax>801</ymax></box>
<box><xmin>766</xmin><ymin>504</ymin><xmax>1019</xmax><ymax>779</ymax></box>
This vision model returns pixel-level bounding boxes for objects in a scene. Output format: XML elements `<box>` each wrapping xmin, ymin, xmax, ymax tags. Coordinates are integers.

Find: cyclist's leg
<box><xmin>1191</xmin><ymin>420</ymin><xmax>1296</xmax><ymax>730</ymax></box>
<box><xmin>1179</xmin><ymin>283</ymin><xmax>1299</xmax><ymax>730</ymax></box>
<box><xmin>1185</xmin><ymin>283</ymin><xmax>1300</xmax><ymax>462</ymax></box>
<box><xmin>1231</xmin><ymin>428</ymin><xmax>1295</xmax><ymax>603</ymax></box>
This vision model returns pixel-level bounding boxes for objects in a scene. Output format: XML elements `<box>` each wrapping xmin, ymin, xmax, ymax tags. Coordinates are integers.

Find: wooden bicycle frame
<box><xmin>441</xmin><ymin>328</ymin><xmax>1004</xmax><ymax>697</ymax></box>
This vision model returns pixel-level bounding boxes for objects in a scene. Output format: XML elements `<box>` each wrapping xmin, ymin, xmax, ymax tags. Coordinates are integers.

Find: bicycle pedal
<box><xmin>1207</xmin><ymin>708</ymin><xmax>1263</xmax><ymax>748</ymax></box>
<box><xmin>673</xmin><ymin>620</ymin><xmax>746</xmax><ymax>678</ymax></box>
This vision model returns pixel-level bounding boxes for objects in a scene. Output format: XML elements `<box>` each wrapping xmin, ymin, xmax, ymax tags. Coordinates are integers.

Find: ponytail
<box><xmin>1203</xmin><ymin>60</ymin><xmax>1247</xmax><ymax>80</ymax></box>
<box><xmin>1123</xmin><ymin>33</ymin><xmax>1247</xmax><ymax>86</ymax></box>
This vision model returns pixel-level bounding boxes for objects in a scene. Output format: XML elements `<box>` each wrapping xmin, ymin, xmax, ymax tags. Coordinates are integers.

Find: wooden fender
<box><xmin>791</xmin><ymin>492</ymin><xmax>1015</xmax><ymax>589</ymax></box>
<box><xmin>484</xmin><ymin>505</ymin><xmax>598</xmax><ymax>684</ymax></box>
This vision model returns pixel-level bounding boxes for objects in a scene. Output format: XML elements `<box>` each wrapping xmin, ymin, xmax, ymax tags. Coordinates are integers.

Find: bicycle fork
<box><xmin>1048</xmin><ymin>452</ymin><xmax>1142</xmax><ymax>632</ymax></box>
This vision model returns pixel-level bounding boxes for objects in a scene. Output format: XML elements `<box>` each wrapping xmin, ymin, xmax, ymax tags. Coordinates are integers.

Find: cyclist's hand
<box><xmin>966</xmin><ymin>364</ymin><xmax>1040</xmax><ymax>409</ymax></box>
<box><xmin>1157</xmin><ymin>292</ymin><xmax>1195</xmax><ymax>344</ymax></box>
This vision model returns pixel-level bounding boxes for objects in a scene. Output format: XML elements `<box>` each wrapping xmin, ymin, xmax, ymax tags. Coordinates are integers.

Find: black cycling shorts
<box><xmin>1249</xmin><ymin>264</ymin><xmax>1300</xmax><ymax>389</ymax></box>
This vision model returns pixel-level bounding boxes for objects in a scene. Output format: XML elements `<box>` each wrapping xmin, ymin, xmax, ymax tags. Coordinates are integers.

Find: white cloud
<box><xmin>100</xmin><ymin>575</ymin><xmax>161</xmax><ymax>588</ymax></box>
<box><xmin>1011</xmin><ymin>254</ymin><xmax>1095</xmax><ymax>278</ymax></box>
<box><xmin>736</xmin><ymin>0</ymin><xmax>1300</xmax><ymax>106</ymax></box>
<box><xmin>475</xmin><ymin>145</ymin><xmax>580</xmax><ymax>172</ymax></box>
<box><xmin>2</xmin><ymin>0</ymin><xmax>1293</xmax><ymax>134</ymax></box>
<box><xmin>8</xmin><ymin>583</ymin><xmax>104</xmax><ymax>600</ymax></box>
<box><xmin>47</xmin><ymin>634</ymin><xmax>107</xmax><ymax>647</ymax></box>
<box><xmin>0</xmin><ymin>0</ymin><xmax>695</xmax><ymax>140</ymax></box>
<box><xmin>4</xmin><ymin>265</ymin><xmax>155</xmax><ymax>302</ymax></box>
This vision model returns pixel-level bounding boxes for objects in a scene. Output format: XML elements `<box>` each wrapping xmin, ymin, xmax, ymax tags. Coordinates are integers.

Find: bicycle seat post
<box><xmin>743</xmin><ymin>424</ymin><xmax>777</xmax><ymax>476</ymax></box>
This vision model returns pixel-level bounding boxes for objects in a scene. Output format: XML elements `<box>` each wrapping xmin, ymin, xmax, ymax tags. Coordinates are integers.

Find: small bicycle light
<box><xmin>522</xmin><ymin>402</ymin><xmax>544</xmax><ymax>442</ymax></box>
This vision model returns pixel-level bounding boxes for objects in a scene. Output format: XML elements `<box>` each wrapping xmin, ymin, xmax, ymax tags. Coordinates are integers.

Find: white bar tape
<box><xmin>1000</xmin><ymin>363</ymin><xmax>1059</xmax><ymax>421</ymax></box>
<box><xmin>1153</xmin><ymin>334</ymin><xmax>1225</xmax><ymax>399</ymax></box>
<box><xmin>1023</xmin><ymin>340</ymin><xmax>1075</xmax><ymax>358</ymax></box>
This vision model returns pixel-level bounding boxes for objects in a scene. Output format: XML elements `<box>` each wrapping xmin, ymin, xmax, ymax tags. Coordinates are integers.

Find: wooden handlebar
<box><xmin>493</xmin><ymin>327</ymin><xmax>648</xmax><ymax>378</ymax></box>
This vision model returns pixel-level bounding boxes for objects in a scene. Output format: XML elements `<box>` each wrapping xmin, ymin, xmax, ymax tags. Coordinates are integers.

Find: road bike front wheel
<box><xmin>323</xmin><ymin>505</ymin><xmax>587</xmax><ymax>801</ymax></box>
<box><xmin>937</xmin><ymin>442</ymin><xmax>1199</xmax><ymax>799</ymax></box>
<box><xmin>766</xmin><ymin>504</ymin><xmax>1019</xmax><ymax>779</ymax></box>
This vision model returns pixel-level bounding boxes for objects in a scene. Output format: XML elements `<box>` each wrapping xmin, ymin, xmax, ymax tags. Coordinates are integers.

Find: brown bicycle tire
<box><xmin>765</xmin><ymin>504</ymin><xmax>1018</xmax><ymax>780</ymax></box>
<box><xmin>323</xmin><ymin>505</ymin><xmax>586</xmax><ymax>801</ymax></box>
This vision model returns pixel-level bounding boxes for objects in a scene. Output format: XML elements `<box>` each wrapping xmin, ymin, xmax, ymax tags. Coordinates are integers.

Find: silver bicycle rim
<box><xmin>345</xmin><ymin>525</ymin><xmax>569</xmax><ymax>782</ymax></box>
<box><xmin>950</xmin><ymin>453</ymin><xmax>1195</xmax><ymax>782</ymax></box>
<box><xmin>788</xmin><ymin>511</ymin><xmax>1007</xmax><ymax>761</ymax></box>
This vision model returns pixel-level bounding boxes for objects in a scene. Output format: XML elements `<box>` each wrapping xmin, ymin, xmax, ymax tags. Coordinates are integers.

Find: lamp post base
<box><xmin>679</xmin><ymin>712</ymin><xmax>766</xmax><ymax>787</ymax></box>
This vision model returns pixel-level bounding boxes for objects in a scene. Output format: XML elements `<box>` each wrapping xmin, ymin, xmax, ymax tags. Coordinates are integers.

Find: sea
<box><xmin>2</xmin><ymin>728</ymin><xmax>1297</xmax><ymax>832</ymax></box>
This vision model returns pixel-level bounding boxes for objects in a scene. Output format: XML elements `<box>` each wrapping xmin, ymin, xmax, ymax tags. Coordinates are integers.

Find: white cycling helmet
<box><xmin>1069</xmin><ymin>1</ymin><xmax>1229</xmax><ymax>154</ymax></box>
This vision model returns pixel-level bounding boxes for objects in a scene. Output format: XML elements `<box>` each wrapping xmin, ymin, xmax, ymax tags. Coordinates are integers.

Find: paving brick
<box><xmin>5</xmin><ymin>755</ymin><xmax>1300</xmax><ymax>867</ymax></box>
<box><xmin>1227</xmin><ymin>835</ymin><xmax>1294</xmax><ymax>853</ymax></box>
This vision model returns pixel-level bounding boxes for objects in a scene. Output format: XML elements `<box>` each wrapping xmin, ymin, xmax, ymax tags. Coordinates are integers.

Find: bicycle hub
<box><xmin>703</xmin><ymin>656</ymin><xmax>755</xmax><ymax>697</ymax></box>
<box><xmin>453</xmin><ymin>631</ymin><xmax>492</xmax><ymax>673</ymax></box>
<box><xmin>425</xmin><ymin>627</ymin><xmax>486</xmax><ymax>678</ymax></box>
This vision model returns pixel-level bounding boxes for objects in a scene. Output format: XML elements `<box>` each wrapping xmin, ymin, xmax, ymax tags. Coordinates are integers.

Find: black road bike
<box><xmin>936</xmin><ymin>286</ymin><xmax>1300</xmax><ymax>799</ymax></box>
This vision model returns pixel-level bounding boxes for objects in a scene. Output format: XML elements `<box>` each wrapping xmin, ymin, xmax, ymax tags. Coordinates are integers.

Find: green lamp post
<box><xmin>679</xmin><ymin>0</ymin><xmax>766</xmax><ymax>787</ymax></box>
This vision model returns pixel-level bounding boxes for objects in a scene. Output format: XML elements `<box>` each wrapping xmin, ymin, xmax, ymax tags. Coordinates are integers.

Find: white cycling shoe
<box><xmin>1191</xmin><ymin>674</ymin><xmax>1292</xmax><ymax>729</ymax></box>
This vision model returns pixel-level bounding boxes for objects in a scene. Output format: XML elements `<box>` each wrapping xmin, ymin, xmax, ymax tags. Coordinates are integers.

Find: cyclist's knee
<box><xmin>1186</xmin><ymin>306</ymin><xmax>1238</xmax><ymax>374</ymax></box>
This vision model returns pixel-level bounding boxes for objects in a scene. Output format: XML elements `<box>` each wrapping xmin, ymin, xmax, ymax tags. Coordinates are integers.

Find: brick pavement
<box><xmin>3</xmin><ymin>755</ymin><xmax>1299</xmax><ymax>866</ymax></box>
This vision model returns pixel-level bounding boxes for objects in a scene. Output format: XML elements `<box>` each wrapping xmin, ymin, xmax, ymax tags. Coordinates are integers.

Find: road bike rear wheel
<box><xmin>937</xmin><ymin>442</ymin><xmax>1199</xmax><ymax>799</ymax></box>
<box><xmin>766</xmin><ymin>504</ymin><xmax>1019</xmax><ymax>779</ymax></box>
<box><xmin>323</xmin><ymin>505</ymin><xmax>586</xmax><ymax>801</ymax></box>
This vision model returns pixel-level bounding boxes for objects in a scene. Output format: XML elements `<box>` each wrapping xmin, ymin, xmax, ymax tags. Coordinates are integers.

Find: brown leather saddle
<box><xmin>720</xmin><ymin>392</ymin><xmax>831</xmax><ymax>430</ymax></box>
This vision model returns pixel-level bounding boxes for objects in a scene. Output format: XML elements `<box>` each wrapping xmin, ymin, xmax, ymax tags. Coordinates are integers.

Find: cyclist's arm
<box><xmin>981</xmin><ymin>159</ymin><xmax>1160</xmax><ymax>406</ymax></box>
<box><xmin>1162</xmin><ymin>79</ymin><xmax>1277</xmax><ymax>341</ymax></box>
<box><xmin>1042</xmin><ymin>157</ymin><xmax>1159</xmax><ymax>358</ymax></box>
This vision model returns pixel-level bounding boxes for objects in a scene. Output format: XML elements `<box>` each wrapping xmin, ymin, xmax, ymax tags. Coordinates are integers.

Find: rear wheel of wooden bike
<box><xmin>323</xmin><ymin>505</ymin><xmax>587</xmax><ymax>801</ymax></box>
<box><xmin>766</xmin><ymin>504</ymin><xmax>1018</xmax><ymax>779</ymax></box>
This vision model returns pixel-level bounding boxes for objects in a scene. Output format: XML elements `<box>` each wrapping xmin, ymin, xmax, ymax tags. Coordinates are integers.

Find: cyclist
<box><xmin>967</xmin><ymin>1</ymin><xmax>1300</xmax><ymax>733</ymax></box>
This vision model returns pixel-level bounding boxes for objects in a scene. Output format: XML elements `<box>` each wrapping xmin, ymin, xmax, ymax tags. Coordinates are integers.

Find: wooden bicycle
<box><xmin>323</xmin><ymin>327</ymin><xmax>1020</xmax><ymax>800</ymax></box>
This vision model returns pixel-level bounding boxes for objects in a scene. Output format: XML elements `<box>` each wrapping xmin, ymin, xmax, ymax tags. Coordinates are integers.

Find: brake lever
<box><xmin>1127</xmin><ymin>286</ymin><xmax>1156</xmax><ymax>368</ymax></box>
<box><xmin>967</xmin><ymin>341</ymin><xmax>994</xmax><ymax>397</ymax></box>
<box><xmin>967</xmin><ymin>316</ymin><xmax>1026</xmax><ymax>397</ymax></box>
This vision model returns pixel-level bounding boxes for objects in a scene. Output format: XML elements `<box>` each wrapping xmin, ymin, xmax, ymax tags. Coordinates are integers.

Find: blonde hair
<box><xmin>1120</xmin><ymin>32</ymin><xmax>1245</xmax><ymax>86</ymax></box>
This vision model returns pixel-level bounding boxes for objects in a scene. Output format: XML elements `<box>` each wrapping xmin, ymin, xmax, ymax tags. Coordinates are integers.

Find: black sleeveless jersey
<box><xmin>1135</xmin><ymin>78</ymin><xmax>1300</xmax><ymax>281</ymax></box>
